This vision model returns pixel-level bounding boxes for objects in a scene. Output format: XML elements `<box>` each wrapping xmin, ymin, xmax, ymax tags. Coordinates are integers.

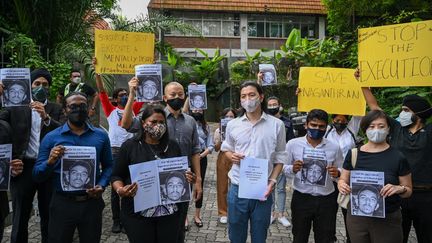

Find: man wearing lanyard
<box><xmin>33</xmin><ymin>92</ymin><xmax>113</xmax><ymax>242</ymax></box>
<box><xmin>221</xmin><ymin>81</ymin><xmax>286</xmax><ymax>243</ymax></box>
<box><xmin>283</xmin><ymin>109</ymin><xmax>343</xmax><ymax>243</ymax></box>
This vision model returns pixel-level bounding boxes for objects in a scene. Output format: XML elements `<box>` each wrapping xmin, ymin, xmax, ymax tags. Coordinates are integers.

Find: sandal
<box><xmin>184</xmin><ymin>223</ymin><xmax>190</xmax><ymax>231</ymax></box>
<box><xmin>194</xmin><ymin>217</ymin><xmax>204</xmax><ymax>228</ymax></box>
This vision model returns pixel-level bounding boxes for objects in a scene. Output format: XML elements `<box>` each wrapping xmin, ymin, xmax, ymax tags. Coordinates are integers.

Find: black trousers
<box><xmin>111</xmin><ymin>148</ymin><xmax>121</xmax><ymax>224</ymax></box>
<box><xmin>10</xmin><ymin>158</ymin><xmax>52</xmax><ymax>243</ymax></box>
<box><xmin>176</xmin><ymin>201</ymin><xmax>189</xmax><ymax>243</ymax></box>
<box><xmin>121</xmin><ymin>210</ymin><xmax>181</xmax><ymax>243</ymax></box>
<box><xmin>48</xmin><ymin>193</ymin><xmax>105</xmax><ymax>243</ymax></box>
<box><xmin>402</xmin><ymin>190</ymin><xmax>432</xmax><ymax>243</ymax></box>
<box><xmin>195</xmin><ymin>156</ymin><xmax>207</xmax><ymax>209</ymax></box>
<box><xmin>291</xmin><ymin>190</ymin><xmax>339</xmax><ymax>243</ymax></box>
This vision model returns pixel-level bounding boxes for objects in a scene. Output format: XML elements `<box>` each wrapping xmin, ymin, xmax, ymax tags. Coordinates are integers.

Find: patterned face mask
<box><xmin>143</xmin><ymin>123</ymin><xmax>167</xmax><ymax>140</ymax></box>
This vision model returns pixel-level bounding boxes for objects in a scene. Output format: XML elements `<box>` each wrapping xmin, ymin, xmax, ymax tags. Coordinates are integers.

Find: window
<box><xmin>166</xmin><ymin>12</ymin><xmax>240</xmax><ymax>37</ymax></box>
<box><xmin>248</xmin><ymin>15</ymin><xmax>316</xmax><ymax>38</ymax></box>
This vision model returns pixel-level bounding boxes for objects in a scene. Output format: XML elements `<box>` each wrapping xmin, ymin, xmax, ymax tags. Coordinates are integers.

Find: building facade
<box><xmin>148</xmin><ymin>0</ymin><xmax>326</xmax><ymax>57</ymax></box>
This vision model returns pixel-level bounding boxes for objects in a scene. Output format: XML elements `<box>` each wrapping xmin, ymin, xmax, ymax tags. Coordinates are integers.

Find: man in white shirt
<box><xmin>284</xmin><ymin>109</ymin><xmax>343</xmax><ymax>243</ymax></box>
<box><xmin>221</xmin><ymin>81</ymin><xmax>286</xmax><ymax>243</ymax></box>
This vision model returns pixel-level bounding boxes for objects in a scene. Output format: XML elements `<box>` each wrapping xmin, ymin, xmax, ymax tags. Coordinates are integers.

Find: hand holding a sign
<box><xmin>10</xmin><ymin>159</ymin><xmax>24</xmax><ymax>177</ymax></box>
<box><xmin>0</xmin><ymin>83</ymin><xmax>4</xmax><ymax>96</ymax></box>
<box><xmin>30</xmin><ymin>101</ymin><xmax>48</xmax><ymax>120</ymax></box>
<box><xmin>230</xmin><ymin>152</ymin><xmax>245</xmax><ymax>165</ymax></box>
<box><xmin>86</xmin><ymin>185</ymin><xmax>105</xmax><ymax>198</ymax></box>
<box><xmin>337</xmin><ymin>179</ymin><xmax>351</xmax><ymax>195</ymax></box>
<box><xmin>48</xmin><ymin>145</ymin><xmax>65</xmax><ymax>165</ymax></box>
<box><xmin>185</xmin><ymin>170</ymin><xmax>197</xmax><ymax>184</ymax></box>
<box><xmin>380</xmin><ymin>184</ymin><xmax>406</xmax><ymax>198</ymax></box>
<box><xmin>327</xmin><ymin>165</ymin><xmax>340</xmax><ymax>178</ymax></box>
<box><xmin>128</xmin><ymin>77</ymin><xmax>139</xmax><ymax>96</ymax></box>
<box><xmin>292</xmin><ymin>160</ymin><xmax>303</xmax><ymax>173</ymax></box>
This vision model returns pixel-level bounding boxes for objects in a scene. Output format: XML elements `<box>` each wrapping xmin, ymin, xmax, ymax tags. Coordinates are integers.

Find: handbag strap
<box><xmin>351</xmin><ymin>148</ymin><xmax>358</xmax><ymax>168</ymax></box>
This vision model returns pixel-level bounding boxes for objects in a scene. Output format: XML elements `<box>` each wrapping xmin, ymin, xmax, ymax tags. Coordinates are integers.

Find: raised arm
<box><xmin>120</xmin><ymin>77</ymin><xmax>138</xmax><ymax>130</ymax></box>
<box><xmin>355</xmin><ymin>68</ymin><xmax>381</xmax><ymax>110</ymax></box>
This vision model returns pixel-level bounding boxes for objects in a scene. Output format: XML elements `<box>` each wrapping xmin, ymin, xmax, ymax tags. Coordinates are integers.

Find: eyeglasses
<box><xmin>66</xmin><ymin>103</ymin><xmax>88</xmax><ymax>110</ymax></box>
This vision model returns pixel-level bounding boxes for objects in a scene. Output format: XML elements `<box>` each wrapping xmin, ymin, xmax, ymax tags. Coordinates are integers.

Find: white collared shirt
<box><xmin>325</xmin><ymin>116</ymin><xmax>361</xmax><ymax>158</ymax></box>
<box><xmin>283</xmin><ymin>136</ymin><xmax>343</xmax><ymax>196</ymax></box>
<box><xmin>221</xmin><ymin>112</ymin><xmax>287</xmax><ymax>185</ymax></box>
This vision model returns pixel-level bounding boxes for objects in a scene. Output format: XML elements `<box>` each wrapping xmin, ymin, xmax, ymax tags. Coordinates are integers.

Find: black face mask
<box><xmin>67</xmin><ymin>104</ymin><xmax>88</xmax><ymax>127</ymax></box>
<box><xmin>167</xmin><ymin>98</ymin><xmax>185</xmax><ymax>111</ymax></box>
<box><xmin>333</xmin><ymin>123</ymin><xmax>347</xmax><ymax>133</ymax></box>
<box><xmin>32</xmin><ymin>86</ymin><xmax>49</xmax><ymax>103</ymax></box>
<box><xmin>267</xmin><ymin>107</ymin><xmax>279</xmax><ymax>116</ymax></box>
<box><xmin>191</xmin><ymin>112</ymin><xmax>204</xmax><ymax>121</ymax></box>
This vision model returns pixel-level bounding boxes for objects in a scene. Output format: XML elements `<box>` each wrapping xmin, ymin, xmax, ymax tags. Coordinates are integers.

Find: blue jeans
<box><xmin>228</xmin><ymin>184</ymin><xmax>273</xmax><ymax>243</ymax></box>
<box><xmin>271</xmin><ymin>173</ymin><xmax>287</xmax><ymax>213</ymax></box>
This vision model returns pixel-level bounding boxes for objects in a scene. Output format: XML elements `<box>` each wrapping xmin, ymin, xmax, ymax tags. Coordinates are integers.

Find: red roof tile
<box><xmin>148</xmin><ymin>0</ymin><xmax>326</xmax><ymax>15</ymax></box>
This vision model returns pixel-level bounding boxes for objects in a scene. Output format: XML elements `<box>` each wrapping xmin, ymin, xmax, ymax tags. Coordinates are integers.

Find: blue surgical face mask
<box><xmin>119</xmin><ymin>96</ymin><xmax>128</xmax><ymax>107</ymax></box>
<box><xmin>307</xmin><ymin>128</ymin><xmax>326</xmax><ymax>140</ymax></box>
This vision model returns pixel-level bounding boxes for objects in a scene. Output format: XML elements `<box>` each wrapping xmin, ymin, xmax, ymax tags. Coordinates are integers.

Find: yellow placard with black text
<box><xmin>358</xmin><ymin>20</ymin><xmax>432</xmax><ymax>86</ymax></box>
<box><xmin>94</xmin><ymin>29</ymin><xmax>155</xmax><ymax>74</ymax></box>
<box><xmin>298</xmin><ymin>67</ymin><xmax>366</xmax><ymax>116</ymax></box>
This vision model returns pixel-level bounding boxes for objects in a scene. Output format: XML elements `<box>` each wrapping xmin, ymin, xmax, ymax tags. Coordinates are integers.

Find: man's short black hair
<box><xmin>112</xmin><ymin>88</ymin><xmax>128</xmax><ymax>99</ymax></box>
<box><xmin>69</xmin><ymin>160</ymin><xmax>91</xmax><ymax>175</ymax></box>
<box><xmin>306</xmin><ymin>109</ymin><xmax>328</xmax><ymax>125</ymax></box>
<box><xmin>62</xmin><ymin>91</ymin><xmax>88</xmax><ymax>108</ymax></box>
<box><xmin>165</xmin><ymin>171</ymin><xmax>186</xmax><ymax>186</ymax></box>
<box><xmin>70</xmin><ymin>69</ymin><xmax>81</xmax><ymax>75</ymax></box>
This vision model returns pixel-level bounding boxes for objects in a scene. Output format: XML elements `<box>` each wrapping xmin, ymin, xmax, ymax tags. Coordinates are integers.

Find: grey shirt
<box><xmin>127</xmin><ymin>107</ymin><xmax>201</xmax><ymax>165</ymax></box>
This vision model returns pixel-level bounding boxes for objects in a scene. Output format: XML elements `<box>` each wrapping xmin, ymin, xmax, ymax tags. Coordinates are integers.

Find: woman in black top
<box><xmin>111</xmin><ymin>104</ymin><xmax>195</xmax><ymax>243</ymax></box>
<box><xmin>338</xmin><ymin>110</ymin><xmax>412</xmax><ymax>243</ymax></box>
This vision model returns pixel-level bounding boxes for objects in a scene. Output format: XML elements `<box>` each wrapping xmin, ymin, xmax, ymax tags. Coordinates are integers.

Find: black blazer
<box><xmin>0</xmin><ymin>101</ymin><xmax>64</xmax><ymax>160</ymax></box>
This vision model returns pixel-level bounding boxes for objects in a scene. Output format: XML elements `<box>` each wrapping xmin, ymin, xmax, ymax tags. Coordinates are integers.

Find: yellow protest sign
<box><xmin>358</xmin><ymin>20</ymin><xmax>432</xmax><ymax>87</ymax></box>
<box><xmin>298</xmin><ymin>67</ymin><xmax>366</xmax><ymax>116</ymax></box>
<box><xmin>94</xmin><ymin>29</ymin><xmax>155</xmax><ymax>74</ymax></box>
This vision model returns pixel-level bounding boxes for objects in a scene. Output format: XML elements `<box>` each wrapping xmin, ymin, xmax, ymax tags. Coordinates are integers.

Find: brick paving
<box><xmin>1</xmin><ymin>123</ymin><xmax>418</xmax><ymax>242</ymax></box>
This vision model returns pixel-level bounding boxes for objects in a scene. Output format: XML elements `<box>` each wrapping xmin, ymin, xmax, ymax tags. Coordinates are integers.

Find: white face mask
<box><xmin>398</xmin><ymin>111</ymin><xmax>413</xmax><ymax>127</ymax></box>
<box><xmin>366</xmin><ymin>128</ymin><xmax>389</xmax><ymax>144</ymax></box>
<box><xmin>72</xmin><ymin>77</ymin><xmax>81</xmax><ymax>84</ymax></box>
<box><xmin>241</xmin><ymin>97</ymin><xmax>260</xmax><ymax>113</ymax></box>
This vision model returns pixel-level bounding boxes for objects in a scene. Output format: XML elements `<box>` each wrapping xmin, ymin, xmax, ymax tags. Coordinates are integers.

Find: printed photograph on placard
<box><xmin>301</xmin><ymin>148</ymin><xmax>327</xmax><ymax>187</ymax></box>
<box><xmin>188</xmin><ymin>84</ymin><xmax>207</xmax><ymax>110</ymax></box>
<box><xmin>301</xmin><ymin>158</ymin><xmax>327</xmax><ymax>186</ymax></box>
<box><xmin>259</xmin><ymin>64</ymin><xmax>277</xmax><ymax>86</ymax></box>
<box><xmin>0</xmin><ymin>68</ymin><xmax>31</xmax><ymax>107</ymax></box>
<box><xmin>61</xmin><ymin>159</ymin><xmax>96</xmax><ymax>191</ymax></box>
<box><xmin>135</xmin><ymin>64</ymin><xmax>163</xmax><ymax>102</ymax></box>
<box><xmin>159</xmin><ymin>170</ymin><xmax>191</xmax><ymax>204</ymax></box>
<box><xmin>350</xmin><ymin>170</ymin><xmax>385</xmax><ymax>218</ymax></box>
<box><xmin>220</xmin><ymin>118</ymin><xmax>232</xmax><ymax>141</ymax></box>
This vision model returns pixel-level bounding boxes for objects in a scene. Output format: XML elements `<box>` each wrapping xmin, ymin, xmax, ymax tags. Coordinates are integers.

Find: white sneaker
<box><xmin>277</xmin><ymin>216</ymin><xmax>291</xmax><ymax>227</ymax></box>
<box><xmin>219</xmin><ymin>216</ymin><xmax>228</xmax><ymax>224</ymax></box>
<box><xmin>270</xmin><ymin>215</ymin><xmax>276</xmax><ymax>224</ymax></box>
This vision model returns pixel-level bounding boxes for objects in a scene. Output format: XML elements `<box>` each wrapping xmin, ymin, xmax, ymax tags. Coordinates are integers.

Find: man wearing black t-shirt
<box><xmin>56</xmin><ymin>69</ymin><xmax>99</xmax><ymax>117</ymax></box>
<box><xmin>362</xmin><ymin>87</ymin><xmax>432</xmax><ymax>243</ymax></box>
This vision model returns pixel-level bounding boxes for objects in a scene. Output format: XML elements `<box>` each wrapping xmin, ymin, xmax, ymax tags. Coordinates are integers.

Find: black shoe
<box><xmin>121</xmin><ymin>226</ymin><xmax>126</xmax><ymax>234</ymax></box>
<box><xmin>111</xmin><ymin>222</ymin><xmax>122</xmax><ymax>233</ymax></box>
